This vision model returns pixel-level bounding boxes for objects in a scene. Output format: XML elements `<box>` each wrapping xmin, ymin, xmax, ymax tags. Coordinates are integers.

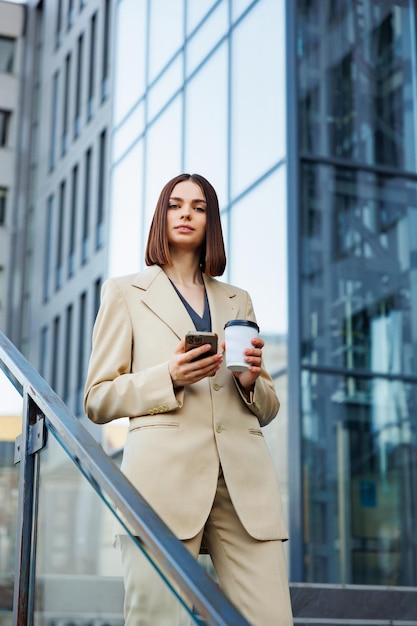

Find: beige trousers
<box><xmin>120</xmin><ymin>469</ymin><xmax>293</xmax><ymax>626</ymax></box>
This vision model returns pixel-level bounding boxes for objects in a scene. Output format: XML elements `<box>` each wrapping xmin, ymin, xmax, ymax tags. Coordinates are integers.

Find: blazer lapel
<box><xmin>131</xmin><ymin>266</ymin><xmax>195</xmax><ymax>340</ymax></box>
<box><xmin>203</xmin><ymin>275</ymin><xmax>238</xmax><ymax>338</ymax></box>
<box><xmin>131</xmin><ymin>267</ymin><xmax>240</xmax><ymax>339</ymax></box>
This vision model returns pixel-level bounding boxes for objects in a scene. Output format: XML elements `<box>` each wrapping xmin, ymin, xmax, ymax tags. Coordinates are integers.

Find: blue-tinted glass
<box><xmin>148</xmin><ymin>0</ymin><xmax>184</xmax><ymax>83</ymax></box>
<box><xmin>113</xmin><ymin>0</ymin><xmax>147</xmax><ymax>124</ymax></box>
<box><xmin>232</xmin><ymin>0</ymin><xmax>256</xmax><ymax>22</ymax></box>
<box><xmin>184</xmin><ymin>44</ymin><xmax>228</xmax><ymax>204</ymax></box>
<box><xmin>185</xmin><ymin>0</ymin><xmax>228</xmax><ymax>77</ymax></box>
<box><xmin>301</xmin><ymin>371</ymin><xmax>417</xmax><ymax>586</ymax></box>
<box><xmin>231</xmin><ymin>0</ymin><xmax>286</xmax><ymax>197</ymax></box>
<box><xmin>298</xmin><ymin>0</ymin><xmax>417</xmax><ymax>170</ymax></box>
<box><xmin>144</xmin><ymin>97</ymin><xmax>182</xmax><ymax>232</ymax></box>
<box><xmin>148</xmin><ymin>56</ymin><xmax>183</xmax><ymax>122</ymax></box>
<box><xmin>112</xmin><ymin>101</ymin><xmax>145</xmax><ymax>164</ymax></box>
<box><xmin>186</xmin><ymin>0</ymin><xmax>218</xmax><ymax>35</ymax></box>
<box><xmin>108</xmin><ymin>141</ymin><xmax>144</xmax><ymax>277</ymax></box>
<box><xmin>300</xmin><ymin>162</ymin><xmax>417</xmax><ymax>377</ymax></box>
<box><xmin>229</xmin><ymin>167</ymin><xmax>287</xmax><ymax>335</ymax></box>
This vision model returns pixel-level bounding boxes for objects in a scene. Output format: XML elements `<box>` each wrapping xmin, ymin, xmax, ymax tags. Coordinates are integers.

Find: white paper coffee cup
<box><xmin>224</xmin><ymin>320</ymin><xmax>260</xmax><ymax>372</ymax></box>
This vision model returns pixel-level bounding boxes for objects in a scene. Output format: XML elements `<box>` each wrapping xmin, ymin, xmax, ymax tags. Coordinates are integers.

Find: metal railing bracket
<box><xmin>14</xmin><ymin>412</ymin><xmax>47</xmax><ymax>463</ymax></box>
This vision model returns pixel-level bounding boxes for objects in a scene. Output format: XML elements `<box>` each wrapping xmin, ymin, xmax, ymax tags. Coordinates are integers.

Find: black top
<box><xmin>169</xmin><ymin>280</ymin><xmax>212</xmax><ymax>332</ymax></box>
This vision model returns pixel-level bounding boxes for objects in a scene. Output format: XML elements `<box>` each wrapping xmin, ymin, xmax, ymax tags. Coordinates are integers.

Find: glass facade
<box><xmin>294</xmin><ymin>0</ymin><xmax>417</xmax><ymax>585</ymax></box>
<box><xmin>110</xmin><ymin>0</ymin><xmax>289</xmax><ymax>511</ymax></box>
<box><xmin>110</xmin><ymin>0</ymin><xmax>287</xmax><ymax>328</ymax></box>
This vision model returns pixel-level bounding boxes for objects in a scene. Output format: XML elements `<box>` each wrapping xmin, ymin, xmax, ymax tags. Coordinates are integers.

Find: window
<box><xmin>87</xmin><ymin>13</ymin><xmax>97</xmax><ymax>120</ymax></box>
<box><xmin>68</xmin><ymin>165</ymin><xmax>78</xmax><ymax>277</ymax></box>
<box><xmin>96</xmin><ymin>129</ymin><xmax>106</xmax><ymax>249</ymax></box>
<box><xmin>298</xmin><ymin>1</ymin><xmax>417</xmax><ymax>170</ymax></box>
<box><xmin>49</xmin><ymin>72</ymin><xmax>59</xmax><ymax>170</ymax></box>
<box><xmin>43</xmin><ymin>195</ymin><xmax>54</xmax><ymax>301</ymax></box>
<box><xmin>51</xmin><ymin>316</ymin><xmax>60</xmax><ymax>392</ymax></box>
<box><xmin>94</xmin><ymin>277</ymin><xmax>102</xmax><ymax>322</ymax></box>
<box><xmin>101</xmin><ymin>0</ymin><xmax>111</xmax><ymax>101</ymax></box>
<box><xmin>0</xmin><ymin>36</ymin><xmax>15</xmax><ymax>73</ymax></box>
<box><xmin>0</xmin><ymin>110</ymin><xmax>11</xmax><ymax>147</ymax></box>
<box><xmin>67</xmin><ymin>0</ymin><xmax>74</xmax><ymax>30</ymax></box>
<box><xmin>62</xmin><ymin>53</ymin><xmax>71</xmax><ymax>155</ymax></box>
<box><xmin>300</xmin><ymin>162</ymin><xmax>417</xmax><ymax>376</ymax></box>
<box><xmin>63</xmin><ymin>304</ymin><xmax>73</xmax><ymax>403</ymax></box>
<box><xmin>55</xmin><ymin>0</ymin><xmax>63</xmax><ymax>48</ymax></box>
<box><xmin>55</xmin><ymin>180</ymin><xmax>66</xmax><ymax>290</ymax></box>
<box><xmin>74</xmin><ymin>34</ymin><xmax>83</xmax><ymax>138</ymax></box>
<box><xmin>82</xmin><ymin>147</ymin><xmax>92</xmax><ymax>264</ymax></box>
<box><xmin>39</xmin><ymin>326</ymin><xmax>48</xmax><ymax>378</ymax></box>
<box><xmin>76</xmin><ymin>291</ymin><xmax>87</xmax><ymax>413</ymax></box>
<box><xmin>0</xmin><ymin>188</ymin><xmax>7</xmax><ymax>225</ymax></box>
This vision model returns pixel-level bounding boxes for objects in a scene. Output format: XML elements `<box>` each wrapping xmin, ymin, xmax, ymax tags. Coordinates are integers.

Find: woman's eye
<box><xmin>168</xmin><ymin>204</ymin><xmax>179</xmax><ymax>209</ymax></box>
<box><xmin>194</xmin><ymin>206</ymin><xmax>206</xmax><ymax>212</ymax></box>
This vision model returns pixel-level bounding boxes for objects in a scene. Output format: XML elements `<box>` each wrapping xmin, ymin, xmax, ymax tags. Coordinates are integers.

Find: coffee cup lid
<box><xmin>224</xmin><ymin>319</ymin><xmax>260</xmax><ymax>332</ymax></box>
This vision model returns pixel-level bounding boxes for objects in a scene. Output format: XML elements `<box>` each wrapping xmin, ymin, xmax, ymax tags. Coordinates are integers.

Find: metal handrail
<box><xmin>0</xmin><ymin>331</ymin><xmax>250</xmax><ymax>626</ymax></box>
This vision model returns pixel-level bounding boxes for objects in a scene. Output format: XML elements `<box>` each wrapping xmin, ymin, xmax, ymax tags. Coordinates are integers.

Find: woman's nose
<box><xmin>180</xmin><ymin>203</ymin><xmax>192</xmax><ymax>218</ymax></box>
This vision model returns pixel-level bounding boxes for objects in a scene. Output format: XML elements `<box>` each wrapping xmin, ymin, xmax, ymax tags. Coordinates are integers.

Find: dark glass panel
<box><xmin>301</xmin><ymin>371</ymin><xmax>417</xmax><ymax>585</ymax></box>
<box><xmin>301</xmin><ymin>162</ymin><xmax>417</xmax><ymax>376</ymax></box>
<box><xmin>0</xmin><ymin>36</ymin><xmax>15</xmax><ymax>73</ymax></box>
<box><xmin>298</xmin><ymin>0</ymin><xmax>417</xmax><ymax>170</ymax></box>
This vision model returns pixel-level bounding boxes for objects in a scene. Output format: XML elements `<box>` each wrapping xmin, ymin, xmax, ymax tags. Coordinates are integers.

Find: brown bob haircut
<box><xmin>145</xmin><ymin>173</ymin><xmax>226</xmax><ymax>277</ymax></box>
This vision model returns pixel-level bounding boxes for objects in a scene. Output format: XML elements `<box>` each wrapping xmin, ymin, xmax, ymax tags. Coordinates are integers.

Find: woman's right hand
<box><xmin>169</xmin><ymin>339</ymin><xmax>223</xmax><ymax>388</ymax></box>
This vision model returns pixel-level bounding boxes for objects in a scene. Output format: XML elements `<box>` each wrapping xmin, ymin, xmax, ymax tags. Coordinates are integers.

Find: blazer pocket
<box><xmin>130</xmin><ymin>422</ymin><xmax>180</xmax><ymax>432</ymax></box>
<box><xmin>248</xmin><ymin>428</ymin><xmax>263</xmax><ymax>437</ymax></box>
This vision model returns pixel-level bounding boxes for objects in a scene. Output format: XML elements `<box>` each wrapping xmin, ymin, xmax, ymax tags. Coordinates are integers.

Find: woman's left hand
<box><xmin>222</xmin><ymin>337</ymin><xmax>264</xmax><ymax>390</ymax></box>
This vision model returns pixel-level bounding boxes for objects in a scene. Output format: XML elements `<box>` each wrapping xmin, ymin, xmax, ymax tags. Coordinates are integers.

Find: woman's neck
<box><xmin>163</xmin><ymin>258</ymin><xmax>203</xmax><ymax>288</ymax></box>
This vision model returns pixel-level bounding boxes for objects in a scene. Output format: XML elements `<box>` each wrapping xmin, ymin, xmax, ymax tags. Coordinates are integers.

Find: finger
<box><xmin>251</xmin><ymin>337</ymin><xmax>264</xmax><ymax>350</ymax></box>
<box><xmin>192</xmin><ymin>352</ymin><xmax>223</xmax><ymax>370</ymax></box>
<box><xmin>174</xmin><ymin>338</ymin><xmax>186</xmax><ymax>355</ymax></box>
<box><xmin>185</xmin><ymin>343</ymin><xmax>218</xmax><ymax>362</ymax></box>
<box><xmin>244</xmin><ymin>347</ymin><xmax>262</xmax><ymax>358</ymax></box>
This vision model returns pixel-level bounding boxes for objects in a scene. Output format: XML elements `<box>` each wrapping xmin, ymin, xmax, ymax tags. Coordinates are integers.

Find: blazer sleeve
<box><xmin>83</xmin><ymin>279</ymin><xmax>184</xmax><ymax>424</ymax></box>
<box><xmin>233</xmin><ymin>291</ymin><xmax>280</xmax><ymax>427</ymax></box>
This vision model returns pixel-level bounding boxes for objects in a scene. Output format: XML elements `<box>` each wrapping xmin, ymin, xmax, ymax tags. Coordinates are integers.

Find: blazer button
<box><xmin>215</xmin><ymin>424</ymin><xmax>222</xmax><ymax>433</ymax></box>
<box><xmin>213</xmin><ymin>383</ymin><xmax>220</xmax><ymax>391</ymax></box>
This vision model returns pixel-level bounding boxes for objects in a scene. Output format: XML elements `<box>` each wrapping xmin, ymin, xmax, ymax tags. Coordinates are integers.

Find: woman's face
<box><xmin>166</xmin><ymin>180</ymin><xmax>207</xmax><ymax>252</ymax></box>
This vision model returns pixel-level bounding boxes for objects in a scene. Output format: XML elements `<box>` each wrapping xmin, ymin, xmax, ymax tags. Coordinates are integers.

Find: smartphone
<box><xmin>185</xmin><ymin>332</ymin><xmax>218</xmax><ymax>360</ymax></box>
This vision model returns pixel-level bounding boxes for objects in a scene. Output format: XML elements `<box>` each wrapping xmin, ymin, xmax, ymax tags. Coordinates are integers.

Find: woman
<box><xmin>84</xmin><ymin>173</ymin><xmax>293</xmax><ymax>625</ymax></box>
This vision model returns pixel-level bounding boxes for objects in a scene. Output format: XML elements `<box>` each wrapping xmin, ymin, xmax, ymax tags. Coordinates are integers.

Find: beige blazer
<box><xmin>84</xmin><ymin>265</ymin><xmax>288</xmax><ymax>541</ymax></box>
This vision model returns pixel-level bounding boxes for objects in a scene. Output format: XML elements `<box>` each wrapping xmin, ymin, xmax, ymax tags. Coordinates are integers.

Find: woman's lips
<box><xmin>175</xmin><ymin>226</ymin><xmax>194</xmax><ymax>233</ymax></box>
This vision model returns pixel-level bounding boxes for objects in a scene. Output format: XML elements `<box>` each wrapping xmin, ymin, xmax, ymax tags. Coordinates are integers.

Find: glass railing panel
<box><xmin>0</xmin><ymin>370</ymin><xmax>23</xmax><ymax>626</ymax></box>
<box><xmin>34</xmin><ymin>431</ymin><xmax>204</xmax><ymax>625</ymax></box>
<box><xmin>0</xmin><ymin>331</ymin><xmax>248</xmax><ymax>626</ymax></box>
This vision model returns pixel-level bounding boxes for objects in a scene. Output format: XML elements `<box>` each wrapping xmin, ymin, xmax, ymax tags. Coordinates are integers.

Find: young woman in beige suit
<box><xmin>84</xmin><ymin>173</ymin><xmax>293</xmax><ymax>626</ymax></box>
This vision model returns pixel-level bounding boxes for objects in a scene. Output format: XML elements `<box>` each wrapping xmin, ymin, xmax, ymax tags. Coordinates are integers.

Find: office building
<box><xmin>0</xmin><ymin>1</ymin><xmax>24</xmax><ymax>332</ymax></box>
<box><xmin>287</xmin><ymin>0</ymin><xmax>417</xmax><ymax>585</ymax></box>
<box><xmin>0</xmin><ymin>0</ymin><xmax>24</xmax><ymax>612</ymax></box>
<box><xmin>1</xmin><ymin>1</ymin><xmax>417</xmax><ymax>622</ymax></box>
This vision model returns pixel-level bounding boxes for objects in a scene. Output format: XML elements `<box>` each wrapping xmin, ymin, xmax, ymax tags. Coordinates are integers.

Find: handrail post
<box><xmin>13</xmin><ymin>393</ymin><xmax>44</xmax><ymax>626</ymax></box>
